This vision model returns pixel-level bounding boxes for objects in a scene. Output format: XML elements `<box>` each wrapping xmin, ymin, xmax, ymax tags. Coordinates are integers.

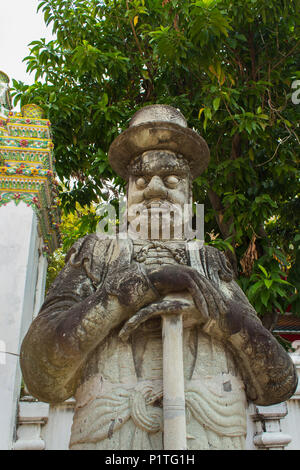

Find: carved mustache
<box><xmin>127</xmin><ymin>200</ymin><xmax>184</xmax><ymax>219</ymax></box>
<box><xmin>142</xmin><ymin>199</ymin><xmax>176</xmax><ymax>209</ymax></box>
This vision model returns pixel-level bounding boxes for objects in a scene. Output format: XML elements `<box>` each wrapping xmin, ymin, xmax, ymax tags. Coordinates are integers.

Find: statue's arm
<box><xmin>204</xmin><ymin>269</ymin><xmax>298</xmax><ymax>406</ymax></box>
<box><xmin>20</xmin><ymin>238</ymin><xmax>159</xmax><ymax>404</ymax></box>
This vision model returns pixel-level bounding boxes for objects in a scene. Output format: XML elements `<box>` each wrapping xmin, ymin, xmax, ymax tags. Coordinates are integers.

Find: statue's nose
<box><xmin>144</xmin><ymin>175</ymin><xmax>167</xmax><ymax>200</ymax></box>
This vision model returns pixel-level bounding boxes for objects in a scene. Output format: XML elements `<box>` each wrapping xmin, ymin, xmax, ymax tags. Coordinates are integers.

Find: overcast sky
<box><xmin>1</xmin><ymin>0</ymin><xmax>54</xmax><ymax>107</ymax></box>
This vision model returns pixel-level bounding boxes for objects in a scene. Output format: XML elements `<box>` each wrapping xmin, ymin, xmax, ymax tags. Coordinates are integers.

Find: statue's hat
<box><xmin>108</xmin><ymin>104</ymin><xmax>210</xmax><ymax>180</ymax></box>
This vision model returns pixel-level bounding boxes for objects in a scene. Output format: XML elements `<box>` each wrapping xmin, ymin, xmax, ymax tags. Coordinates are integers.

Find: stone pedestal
<box><xmin>13</xmin><ymin>398</ymin><xmax>49</xmax><ymax>451</ymax></box>
<box><xmin>250</xmin><ymin>402</ymin><xmax>292</xmax><ymax>450</ymax></box>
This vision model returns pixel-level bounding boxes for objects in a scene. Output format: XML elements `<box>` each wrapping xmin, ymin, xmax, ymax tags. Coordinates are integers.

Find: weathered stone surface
<box><xmin>108</xmin><ymin>105</ymin><xmax>210</xmax><ymax>180</ymax></box>
<box><xmin>20</xmin><ymin>105</ymin><xmax>298</xmax><ymax>450</ymax></box>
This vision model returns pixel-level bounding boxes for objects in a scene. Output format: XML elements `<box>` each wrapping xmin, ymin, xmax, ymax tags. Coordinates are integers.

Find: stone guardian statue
<box><xmin>20</xmin><ymin>105</ymin><xmax>298</xmax><ymax>450</ymax></box>
<box><xmin>0</xmin><ymin>71</ymin><xmax>12</xmax><ymax>116</ymax></box>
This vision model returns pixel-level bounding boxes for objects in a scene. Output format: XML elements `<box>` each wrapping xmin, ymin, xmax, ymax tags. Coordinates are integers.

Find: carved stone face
<box><xmin>127</xmin><ymin>150</ymin><xmax>192</xmax><ymax>239</ymax></box>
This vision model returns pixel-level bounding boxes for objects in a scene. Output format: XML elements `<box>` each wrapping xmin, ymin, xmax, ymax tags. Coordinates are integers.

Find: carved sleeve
<box><xmin>20</xmin><ymin>236</ymin><xmax>159</xmax><ymax>404</ymax></box>
<box><xmin>203</xmin><ymin>248</ymin><xmax>298</xmax><ymax>406</ymax></box>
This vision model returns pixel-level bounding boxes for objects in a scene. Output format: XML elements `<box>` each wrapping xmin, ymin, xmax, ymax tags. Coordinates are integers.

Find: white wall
<box><xmin>0</xmin><ymin>201</ymin><xmax>46</xmax><ymax>449</ymax></box>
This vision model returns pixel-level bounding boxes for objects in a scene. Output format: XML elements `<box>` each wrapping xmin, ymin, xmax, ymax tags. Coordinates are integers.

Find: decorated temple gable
<box><xmin>0</xmin><ymin>102</ymin><xmax>61</xmax><ymax>255</ymax></box>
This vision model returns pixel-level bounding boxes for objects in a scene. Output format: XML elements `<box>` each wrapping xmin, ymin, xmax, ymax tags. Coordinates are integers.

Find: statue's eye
<box><xmin>136</xmin><ymin>177</ymin><xmax>147</xmax><ymax>188</ymax></box>
<box><xmin>164</xmin><ymin>175</ymin><xmax>180</xmax><ymax>187</ymax></box>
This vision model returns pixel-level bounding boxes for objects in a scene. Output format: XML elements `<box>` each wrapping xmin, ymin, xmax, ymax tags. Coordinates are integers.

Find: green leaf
<box><xmin>276</xmin><ymin>279</ymin><xmax>293</xmax><ymax>286</ymax></box>
<box><xmin>273</xmin><ymin>299</ymin><xmax>284</xmax><ymax>313</ymax></box>
<box><xmin>261</xmin><ymin>290</ymin><xmax>270</xmax><ymax>307</ymax></box>
<box><xmin>248</xmin><ymin>280</ymin><xmax>264</xmax><ymax>297</ymax></box>
<box><xmin>49</xmin><ymin>92</ymin><xmax>56</xmax><ymax>103</ymax></box>
<box><xmin>272</xmin><ymin>285</ymin><xmax>288</xmax><ymax>297</ymax></box>
<box><xmin>213</xmin><ymin>97</ymin><xmax>220</xmax><ymax>111</ymax></box>
<box><xmin>198</xmin><ymin>107</ymin><xmax>205</xmax><ymax>119</ymax></box>
<box><xmin>264</xmin><ymin>279</ymin><xmax>273</xmax><ymax>289</ymax></box>
<box><xmin>258</xmin><ymin>264</ymin><xmax>269</xmax><ymax>278</ymax></box>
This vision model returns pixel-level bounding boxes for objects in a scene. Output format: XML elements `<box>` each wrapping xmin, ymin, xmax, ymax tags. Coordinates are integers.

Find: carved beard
<box><xmin>126</xmin><ymin>202</ymin><xmax>193</xmax><ymax>240</ymax></box>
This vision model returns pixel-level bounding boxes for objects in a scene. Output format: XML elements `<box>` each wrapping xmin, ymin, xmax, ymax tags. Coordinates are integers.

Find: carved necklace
<box><xmin>133</xmin><ymin>240</ymin><xmax>188</xmax><ymax>266</ymax></box>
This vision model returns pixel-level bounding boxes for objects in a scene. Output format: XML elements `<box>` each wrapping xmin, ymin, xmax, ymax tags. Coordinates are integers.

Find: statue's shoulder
<box><xmin>65</xmin><ymin>233</ymin><xmax>113</xmax><ymax>265</ymax></box>
<box><xmin>200</xmin><ymin>243</ymin><xmax>228</xmax><ymax>260</ymax></box>
<box><xmin>44</xmin><ymin>235</ymin><xmax>115</xmax><ymax>297</ymax></box>
<box><xmin>63</xmin><ymin>235</ymin><xmax>132</xmax><ymax>285</ymax></box>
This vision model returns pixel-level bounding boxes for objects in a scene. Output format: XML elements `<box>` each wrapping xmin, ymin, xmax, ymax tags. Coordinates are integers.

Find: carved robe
<box><xmin>43</xmin><ymin>234</ymin><xmax>251</xmax><ymax>450</ymax></box>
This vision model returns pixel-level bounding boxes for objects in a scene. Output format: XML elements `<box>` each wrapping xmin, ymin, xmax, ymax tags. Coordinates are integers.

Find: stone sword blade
<box><xmin>162</xmin><ymin>314</ymin><xmax>187</xmax><ymax>450</ymax></box>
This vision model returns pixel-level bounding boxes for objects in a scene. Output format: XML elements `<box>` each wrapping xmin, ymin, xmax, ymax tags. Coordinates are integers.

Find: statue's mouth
<box><xmin>143</xmin><ymin>199</ymin><xmax>174</xmax><ymax>210</ymax></box>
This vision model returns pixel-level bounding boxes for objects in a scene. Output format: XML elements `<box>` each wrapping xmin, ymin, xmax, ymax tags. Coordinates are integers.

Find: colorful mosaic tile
<box><xmin>0</xmin><ymin>148</ymin><xmax>53</xmax><ymax>168</ymax></box>
<box><xmin>0</xmin><ymin>135</ymin><xmax>52</xmax><ymax>149</ymax></box>
<box><xmin>7</xmin><ymin>117</ymin><xmax>51</xmax><ymax>126</ymax></box>
<box><xmin>7</xmin><ymin>124</ymin><xmax>51</xmax><ymax>139</ymax></box>
<box><xmin>0</xmin><ymin>104</ymin><xmax>61</xmax><ymax>255</ymax></box>
<box><xmin>21</xmin><ymin>104</ymin><xmax>44</xmax><ymax>119</ymax></box>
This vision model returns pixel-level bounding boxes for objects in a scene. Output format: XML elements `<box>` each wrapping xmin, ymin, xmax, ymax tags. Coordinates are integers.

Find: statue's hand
<box><xmin>146</xmin><ymin>265</ymin><xmax>229</xmax><ymax>320</ymax></box>
<box><xmin>119</xmin><ymin>265</ymin><xmax>230</xmax><ymax>341</ymax></box>
<box><xmin>103</xmin><ymin>262</ymin><xmax>160</xmax><ymax>314</ymax></box>
<box><xmin>119</xmin><ymin>297</ymin><xmax>193</xmax><ymax>341</ymax></box>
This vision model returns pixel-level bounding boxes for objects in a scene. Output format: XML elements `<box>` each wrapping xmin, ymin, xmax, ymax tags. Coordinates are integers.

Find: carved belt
<box><xmin>70</xmin><ymin>375</ymin><xmax>247</xmax><ymax>446</ymax></box>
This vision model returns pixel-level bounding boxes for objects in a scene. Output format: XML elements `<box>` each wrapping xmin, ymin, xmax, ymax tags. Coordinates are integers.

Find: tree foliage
<box><xmin>12</xmin><ymin>0</ymin><xmax>300</xmax><ymax>326</ymax></box>
<box><xmin>45</xmin><ymin>202</ymin><xmax>100</xmax><ymax>292</ymax></box>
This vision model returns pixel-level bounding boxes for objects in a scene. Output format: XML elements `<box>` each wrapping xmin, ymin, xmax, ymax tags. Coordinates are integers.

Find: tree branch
<box><xmin>248</xmin><ymin>28</ymin><xmax>257</xmax><ymax>81</ymax></box>
<box><xmin>271</xmin><ymin>40</ymin><xmax>300</xmax><ymax>70</ymax></box>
